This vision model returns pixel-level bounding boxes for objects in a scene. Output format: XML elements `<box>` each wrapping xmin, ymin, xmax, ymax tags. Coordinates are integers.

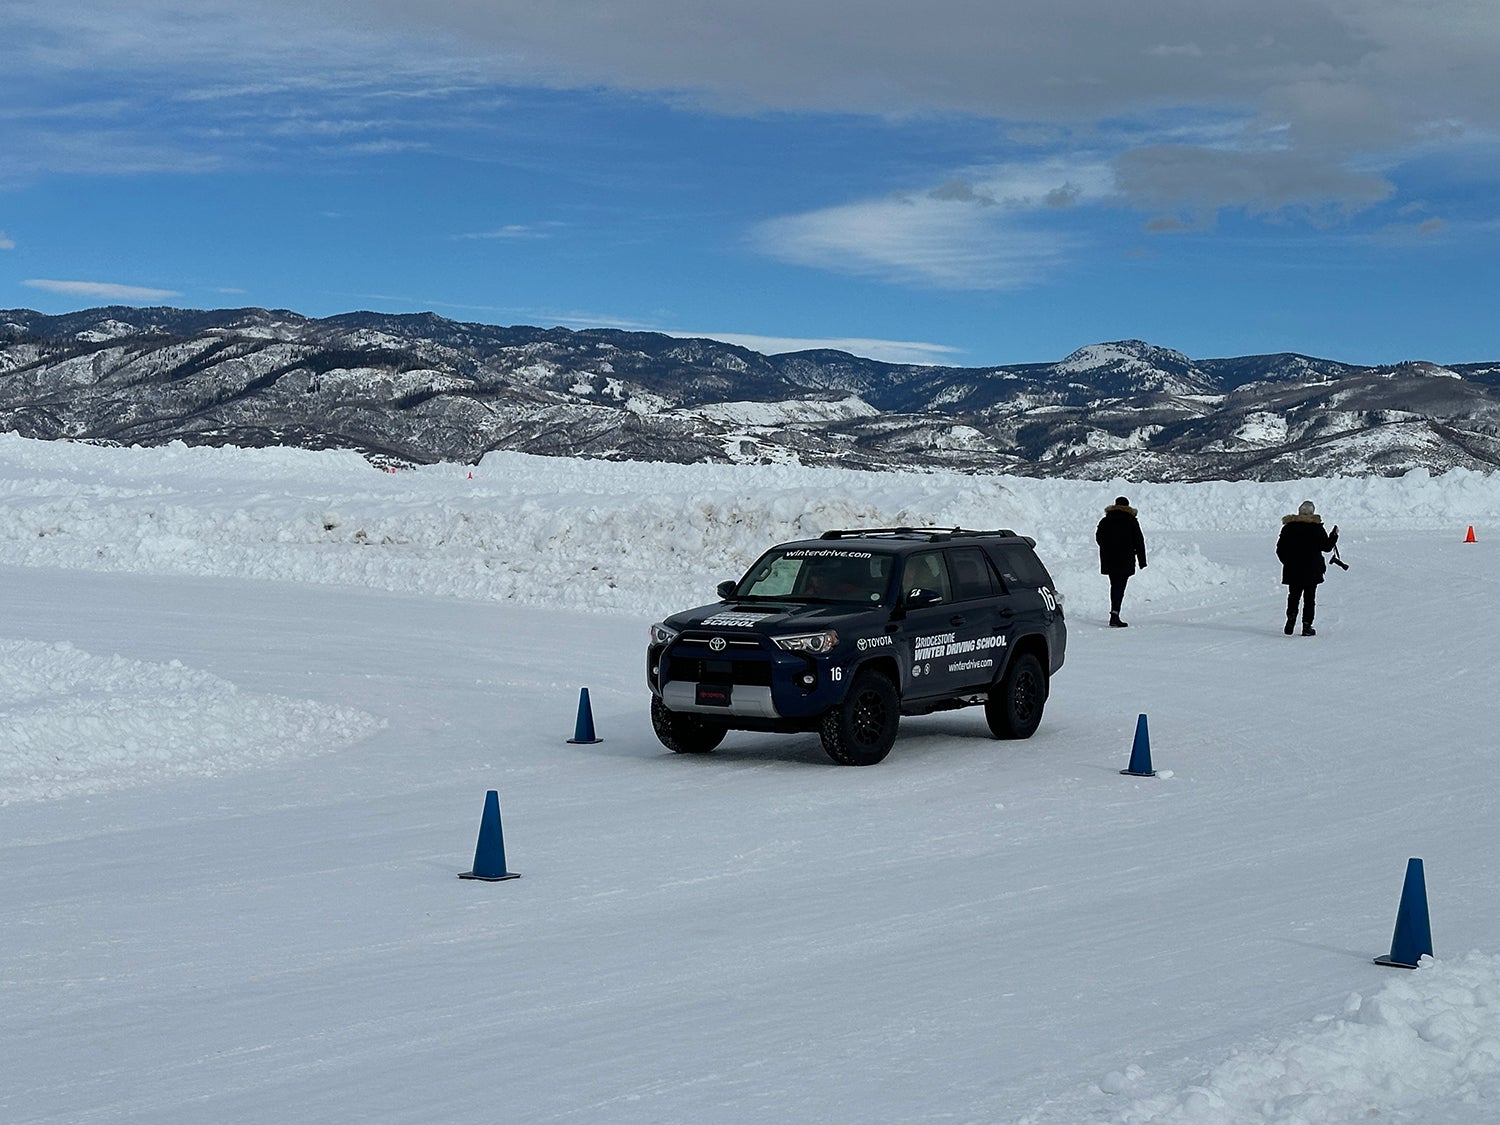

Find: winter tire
<box><xmin>651</xmin><ymin>695</ymin><xmax>727</xmax><ymax>754</ymax></box>
<box><xmin>820</xmin><ymin>669</ymin><xmax>899</xmax><ymax>766</ymax></box>
<box><xmin>986</xmin><ymin>652</ymin><xmax>1045</xmax><ymax>739</ymax></box>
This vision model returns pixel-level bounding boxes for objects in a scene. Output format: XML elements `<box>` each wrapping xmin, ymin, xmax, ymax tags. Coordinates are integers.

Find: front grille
<box><xmin>678</xmin><ymin>632</ymin><xmax>765</xmax><ymax>651</ymax></box>
<box><xmin>668</xmin><ymin>656</ymin><xmax>774</xmax><ymax>686</ymax></box>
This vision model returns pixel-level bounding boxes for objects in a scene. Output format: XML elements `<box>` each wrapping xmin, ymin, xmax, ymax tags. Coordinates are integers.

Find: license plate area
<box><xmin>695</xmin><ymin>683</ymin><xmax>732</xmax><ymax>707</ymax></box>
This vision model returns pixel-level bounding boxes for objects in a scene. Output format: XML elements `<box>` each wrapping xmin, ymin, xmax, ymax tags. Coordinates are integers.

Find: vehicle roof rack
<box><xmin>817</xmin><ymin>527</ymin><xmax>1020</xmax><ymax>542</ymax></box>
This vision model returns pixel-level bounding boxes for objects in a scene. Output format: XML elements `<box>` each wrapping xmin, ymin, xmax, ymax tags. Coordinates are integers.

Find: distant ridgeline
<box><xmin>2</xmin><ymin>305</ymin><xmax>1499</xmax><ymax>482</ymax></box>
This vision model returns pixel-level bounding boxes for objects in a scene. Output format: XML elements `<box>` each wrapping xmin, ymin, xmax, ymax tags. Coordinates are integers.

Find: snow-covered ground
<box><xmin>3</xmin><ymin>435</ymin><xmax>1500</xmax><ymax>1123</ymax></box>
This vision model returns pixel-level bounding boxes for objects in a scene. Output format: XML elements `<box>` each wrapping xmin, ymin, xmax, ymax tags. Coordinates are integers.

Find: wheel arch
<box><xmin>851</xmin><ymin>653</ymin><xmax>901</xmax><ymax>689</ymax></box>
<box><xmin>1002</xmin><ymin>634</ymin><xmax>1051</xmax><ymax>696</ymax></box>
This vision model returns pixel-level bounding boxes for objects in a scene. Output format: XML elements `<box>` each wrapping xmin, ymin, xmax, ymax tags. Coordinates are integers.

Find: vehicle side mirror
<box><xmin>716</xmin><ymin>580</ymin><xmax>738</xmax><ymax>600</ymax></box>
<box><xmin>904</xmin><ymin>587</ymin><xmax>942</xmax><ymax>609</ymax></box>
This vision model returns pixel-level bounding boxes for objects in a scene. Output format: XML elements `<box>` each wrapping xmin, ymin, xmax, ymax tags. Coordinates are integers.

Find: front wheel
<box><xmin>651</xmin><ymin>696</ymin><xmax>727</xmax><ymax>754</ymax></box>
<box><xmin>986</xmin><ymin>652</ymin><xmax>1046</xmax><ymax>739</ymax></box>
<box><xmin>820</xmin><ymin>670</ymin><xmax>900</xmax><ymax>766</ymax></box>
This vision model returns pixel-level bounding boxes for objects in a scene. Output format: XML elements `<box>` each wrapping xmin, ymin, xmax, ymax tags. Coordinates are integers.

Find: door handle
<box><xmin>949</xmin><ymin>615</ymin><xmax>966</xmax><ymax>627</ymax></box>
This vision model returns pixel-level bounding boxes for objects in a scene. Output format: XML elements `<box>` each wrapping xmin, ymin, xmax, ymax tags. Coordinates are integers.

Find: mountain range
<box><xmin>2</xmin><ymin>305</ymin><xmax>1498</xmax><ymax>481</ymax></box>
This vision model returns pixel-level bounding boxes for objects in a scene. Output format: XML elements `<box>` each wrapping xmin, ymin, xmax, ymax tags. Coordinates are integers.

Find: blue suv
<box><xmin>647</xmin><ymin>527</ymin><xmax>1067</xmax><ymax>765</ymax></box>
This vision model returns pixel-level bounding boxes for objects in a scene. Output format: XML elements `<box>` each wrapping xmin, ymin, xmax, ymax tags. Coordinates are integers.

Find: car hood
<box><xmin>665</xmin><ymin>600</ymin><xmax>883</xmax><ymax>633</ymax></box>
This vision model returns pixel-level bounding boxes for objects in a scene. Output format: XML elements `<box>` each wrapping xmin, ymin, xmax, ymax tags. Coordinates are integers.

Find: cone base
<box><xmin>567</xmin><ymin>737</ymin><xmax>603</xmax><ymax>745</ymax></box>
<box><xmin>459</xmin><ymin>871</ymin><xmax>522</xmax><ymax>881</ymax></box>
<box><xmin>1374</xmin><ymin>954</ymin><xmax>1421</xmax><ymax>969</ymax></box>
<box><xmin>1120</xmin><ymin>768</ymin><xmax>1157</xmax><ymax>777</ymax></box>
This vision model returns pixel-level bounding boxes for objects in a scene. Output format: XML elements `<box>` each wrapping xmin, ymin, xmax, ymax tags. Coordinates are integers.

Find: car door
<box><xmin>899</xmin><ymin>549</ymin><xmax>996</xmax><ymax>698</ymax></box>
<box><xmin>939</xmin><ymin>546</ymin><xmax>1007</xmax><ymax>691</ymax></box>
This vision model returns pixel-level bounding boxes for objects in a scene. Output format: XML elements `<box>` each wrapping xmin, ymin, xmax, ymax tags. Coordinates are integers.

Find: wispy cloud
<box><xmin>753</xmin><ymin>159</ymin><xmax>1111</xmax><ymax>290</ymax></box>
<box><xmin>0</xmin><ymin>231</ymin><xmax>15</xmax><ymax>250</ymax></box>
<box><xmin>24</xmin><ymin>279</ymin><xmax>183</xmax><ymax>301</ymax></box>
<box><xmin>452</xmin><ymin>224</ymin><xmax>558</xmax><ymax>241</ymax></box>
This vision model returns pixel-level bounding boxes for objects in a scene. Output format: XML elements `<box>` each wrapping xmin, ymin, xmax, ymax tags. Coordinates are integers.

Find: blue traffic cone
<box><xmin>1375</xmin><ymin>857</ymin><xmax>1432</xmax><ymax>968</ymax></box>
<box><xmin>567</xmin><ymin>687</ymin><xmax>603</xmax><ymax>745</ymax></box>
<box><xmin>458</xmin><ymin>789</ymin><xmax>520</xmax><ymax>882</ymax></box>
<box><xmin>1119</xmin><ymin>713</ymin><xmax>1156</xmax><ymax>777</ymax></box>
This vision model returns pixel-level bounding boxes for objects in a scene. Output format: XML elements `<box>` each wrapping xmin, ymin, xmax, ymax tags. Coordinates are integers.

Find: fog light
<box><xmin>799</xmin><ymin>672</ymin><xmax>816</xmax><ymax>687</ymax></box>
<box><xmin>651</xmin><ymin>664</ymin><xmax>660</xmax><ymax>676</ymax></box>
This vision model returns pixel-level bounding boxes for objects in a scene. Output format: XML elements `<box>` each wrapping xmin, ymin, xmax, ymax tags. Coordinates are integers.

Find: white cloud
<box><xmin>24</xmin><ymin>279</ymin><xmax>183</xmax><ymax>301</ymax></box>
<box><xmin>0</xmin><ymin>231</ymin><xmax>15</xmax><ymax>250</ymax></box>
<box><xmin>452</xmin><ymin>224</ymin><xmax>556</xmax><ymax>240</ymax></box>
<box><xmin>753</xmin><ymin>159</ymin><xmax>1112</xmax><ymax>290</ymax></box>
<box><xmin>754</xmin><ymin>200</ymin><xmax>1058</xmax><ymax>290</ymax></box>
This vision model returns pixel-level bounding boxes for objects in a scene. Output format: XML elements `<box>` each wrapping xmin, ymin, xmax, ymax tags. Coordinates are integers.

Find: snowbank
<box><xmin>0</xmin><ymin>436</ymin><xmax>1494</xmax><ymax>619</ymax></box>
<box><xmin>1087</xmin><ymin>953</ymin><xmax>1500</xmax><ymax>1124</ymax></box>
<box><xmin>0</xmin><ymin>637</ymin><xmax>384</xmax><ymax>804</ymax></box>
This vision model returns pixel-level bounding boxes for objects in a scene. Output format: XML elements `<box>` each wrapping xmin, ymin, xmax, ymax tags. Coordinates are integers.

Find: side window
<box><xmin>946</xmin><ymin>547</ymin><xmax>996</xmax><ymax>601</ymax></box>
<box><xmin>904</xmin><ymin>551</ymin><xmax>952</xmax><ymax>603</ymax></box>
<box><xmin>986</xmin><ymin>545</ymin><xmax>1053</xmax><ymax>589</ymax></box>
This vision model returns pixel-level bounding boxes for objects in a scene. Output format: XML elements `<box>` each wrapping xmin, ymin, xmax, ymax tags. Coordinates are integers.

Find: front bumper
<box><xmin>647</xmin><ymin>633</ymin><xmax>845</xmax><ymax>722</ymax></box>
<box><xmin>660</xmin><ymin>680</ymin><xmax>781</xmax><ymax>719</ymax></box>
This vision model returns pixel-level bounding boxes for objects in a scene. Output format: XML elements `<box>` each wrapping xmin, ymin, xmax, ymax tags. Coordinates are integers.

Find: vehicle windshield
<box><xmin>734</xmin><ymin>548</ymin><xmax>894</xmax><ymax>606</ymax></box>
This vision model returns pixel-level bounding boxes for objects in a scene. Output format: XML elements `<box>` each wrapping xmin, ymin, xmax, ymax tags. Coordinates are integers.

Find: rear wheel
<box><xmin>986</xmin><ymin>652</ymin><xmax>1045</xmax><ymax>739</ymax></box>
<box><xmin>820</xmin><ymin>670</ymin><xmax>900</xmax><ymax>766</ymax></box>
<box><xmin>651</xmin><ymin>695</ymin><xmax>727</xmax><ymax>754</ymax></box>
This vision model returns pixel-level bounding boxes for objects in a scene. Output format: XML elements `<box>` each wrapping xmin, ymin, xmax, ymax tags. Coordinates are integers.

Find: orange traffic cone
<box><xmin>1465</xmin><ymin>525</ymin><xmax>1477</xmax><ymax>543</ymax></box>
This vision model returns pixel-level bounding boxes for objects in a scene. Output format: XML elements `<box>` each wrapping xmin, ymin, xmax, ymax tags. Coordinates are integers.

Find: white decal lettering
<box><xmin>701</xmin><ymin>612</ymin><xmax>772</xmax><ymax>626</ymax></box>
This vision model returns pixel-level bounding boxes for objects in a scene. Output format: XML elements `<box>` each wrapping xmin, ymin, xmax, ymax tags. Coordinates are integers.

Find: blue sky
<box><xmin>2</xmin><ymin>0</ymin><xmax>1498</xmax><ymax>367</ymax></box>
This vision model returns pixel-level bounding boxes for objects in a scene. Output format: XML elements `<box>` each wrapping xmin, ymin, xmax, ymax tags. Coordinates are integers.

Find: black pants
<box><xmin>1109</xmin><ymin>572</ymin><xmax>1130</xmax><ymax>614</ymax></box>
<box><xmin>1286</xmin><ymin>583</ymin><xmax>1317</xmax><ymax>624</ymax></box>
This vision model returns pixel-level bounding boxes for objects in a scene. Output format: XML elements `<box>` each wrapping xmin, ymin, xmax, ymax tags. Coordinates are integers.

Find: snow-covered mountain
<box><xmin>3</xmin><ymin>305</ymin><xmax>1498</xmax><ymax>481</ymax></box>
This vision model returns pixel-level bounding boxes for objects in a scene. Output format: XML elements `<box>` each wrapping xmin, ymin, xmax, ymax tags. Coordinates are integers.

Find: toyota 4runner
<box><xmin>647</xmin><ymin>527</ymin><xmax>1066</xmax><ymax>765</ymax></box>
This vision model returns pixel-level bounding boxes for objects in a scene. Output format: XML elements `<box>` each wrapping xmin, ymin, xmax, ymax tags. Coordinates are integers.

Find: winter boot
<box><xmin>1302</xmin><ymin>624</ymin><xmax>1316</xmax><ymax>636</ymax></box>
<box><xmin>1109</xmin><ymin>613</ymin><xmax>1128</xmax><ymax>628</ymax></box>
<box><xmin>1284</xmin><ymin>614</ymin><xmax>1295</xmax><ymax>636</ymax></box>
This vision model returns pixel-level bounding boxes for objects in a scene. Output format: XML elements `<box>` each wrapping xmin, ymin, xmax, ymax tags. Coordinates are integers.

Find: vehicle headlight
<box><xmin>773</xmin><ymin>629</ymin><xmax>839</xmax><ymax>655</ymax></box>
<box><xmin>649</xmin><ymin>623</ymin><xmax>679</xmax><ymax>646</ymax></box>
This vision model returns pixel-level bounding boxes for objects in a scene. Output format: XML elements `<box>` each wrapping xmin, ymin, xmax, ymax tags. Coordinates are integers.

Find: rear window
<box><xmin>946</xmin><ymin>547</ymin><xmax>996</xmax><ymax>601</ymax></box>
<box><xmin>985</xmin><ymin>544</ymin><xmax>1053</xmax><ymax>589</ymax></box>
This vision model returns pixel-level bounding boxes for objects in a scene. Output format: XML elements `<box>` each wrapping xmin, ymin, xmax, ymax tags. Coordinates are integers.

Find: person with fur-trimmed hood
<box><xmin>1096</xmin><ymin>496</ymin><xmax>1147</xmax><ymax>627</ymax></box>
<box><xmin>1277</xmin><ymin>499</ymin><xmax>1339</xmax><ymax>636</ymax></box>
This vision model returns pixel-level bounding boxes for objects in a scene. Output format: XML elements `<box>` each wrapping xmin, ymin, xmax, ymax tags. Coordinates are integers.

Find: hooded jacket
<box><xmin>1096</xmin><ymin>504</ymin><xmax>1147</xmax><ymax>576</ymax></box>
<box><xmin>1277</xmin><ymin>513</ymin><xmax>1338</xmax><ymax>586</ymax></box>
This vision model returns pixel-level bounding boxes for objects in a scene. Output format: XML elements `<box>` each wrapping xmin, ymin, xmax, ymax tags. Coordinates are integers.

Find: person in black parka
<box><xmin>1096</xmin><ymin>496</ymin><xmax>1147</xmax><ymax>627</ymax></box>
<box><xmin>1277</xmin><ymin>499</ymin><xmax>1339</xmax><ymax>636</ymax></box>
